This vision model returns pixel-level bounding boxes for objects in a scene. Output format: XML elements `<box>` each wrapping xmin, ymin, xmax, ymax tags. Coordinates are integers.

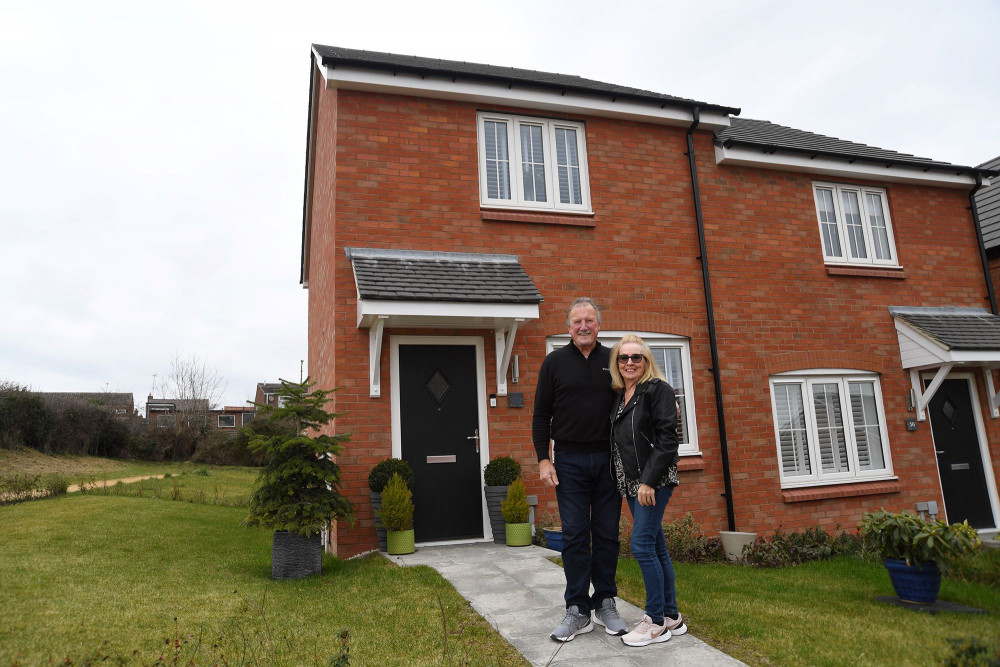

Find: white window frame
<box><xmin>546</xmin><ymin>332</ymin><xmax>698</xmax><ymax>455</ymax></box>
<box><xmin>217</xmin><ymin>414</ymin><xmax>236</xmax><ymax>428</ymax></box>
<box><xmin>156</xmin><ymin>414</ymin><xmax>175</xmax><ymax>428</ymax></box>
<box><xmin>769</xmin><ymin>369</ymin><xmax>895</xmax><ymax>488</ymax></box>
<box><xmin>812</xmin><ymin>182</ymin><xmax>898</xmax><ymax>267</ymax></box>
<box><xmin>477</xmin><ymin>112</ymin><xmax>591</xmax><ymax>213</ymax></box>
<box><xmin>242</xmin><ymin>412</ymin><xmax>255</xmax><ymax>425</ymax></box>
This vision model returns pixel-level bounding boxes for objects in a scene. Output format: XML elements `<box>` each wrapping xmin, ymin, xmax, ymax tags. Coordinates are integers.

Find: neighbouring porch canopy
<box><xmin>345</xmin><ymin>248</ymin><xmax>543</xmax><ymax>397</ymax></box>
<box><xmin>890</xmin><ymin>306</ymin><xmax>1000</xmax><ymax>420</ymax></box>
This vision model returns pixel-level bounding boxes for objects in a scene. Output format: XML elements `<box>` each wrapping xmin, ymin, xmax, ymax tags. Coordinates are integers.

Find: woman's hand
<box><xmin>637</xmin><ymin>483</ymin><xmax>655</xmax><ymax>506</ymax></box>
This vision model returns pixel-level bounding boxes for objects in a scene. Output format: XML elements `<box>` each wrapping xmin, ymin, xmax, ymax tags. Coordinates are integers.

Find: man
<box><xmin>533</xmin><ymin>297</ymin><xmax>626</xmax><ymax>641</ymax></box>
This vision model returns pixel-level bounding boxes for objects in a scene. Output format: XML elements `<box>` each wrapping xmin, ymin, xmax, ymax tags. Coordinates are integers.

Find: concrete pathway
<box><xmin>393</xmin><ymin>542</ymin><xmax>746</xmax><ymax>667</ymax></box>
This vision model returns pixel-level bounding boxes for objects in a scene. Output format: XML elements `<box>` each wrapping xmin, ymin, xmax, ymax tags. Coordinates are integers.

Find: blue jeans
<box><xmin>626</xmin><ymin>484</ymin><xmax>677</xmax><ymax>621</ymax></box>
<box><xmin>554</xmin><ymin>451</ymin><xmax>621</xmax><ymax>612</ymax></box>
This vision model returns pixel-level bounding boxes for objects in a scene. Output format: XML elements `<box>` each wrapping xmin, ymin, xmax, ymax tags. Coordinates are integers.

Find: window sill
<box><xmin>481</xmin><ymin>208</ymin><xmax>596</xmax><ymax>227</ymax></box>
<box><xmin>826</xmin><ymin>265</ymin><xmax>906</xmax><ymax>279</ymax></box>
<box><xmin>782</xmin><ymin>479</ymin><xmax>900</xmax><ymax>503</ymax></box>
<box><xmin>677</xmin><ymin>455</ymin><xmax>704</xmax><ymax>472</ymax></box>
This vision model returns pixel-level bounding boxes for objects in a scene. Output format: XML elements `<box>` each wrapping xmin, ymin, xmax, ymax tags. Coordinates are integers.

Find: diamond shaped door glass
<box><xmin>942</xmin><ymin>398</ymin><xmax>957</xmax><ymax>424</ymax></box>
<box><xmin>425</xmin><ymin>368</ymin><xmax>451</xmax><ymax>405</ymax></box>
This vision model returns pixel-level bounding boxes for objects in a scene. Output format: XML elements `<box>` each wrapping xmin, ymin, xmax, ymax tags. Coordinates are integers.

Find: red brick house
<box><xmin>300</xmin><ymin>45</ymin><xmax>1000</xmax><ymax>557</ymax></box>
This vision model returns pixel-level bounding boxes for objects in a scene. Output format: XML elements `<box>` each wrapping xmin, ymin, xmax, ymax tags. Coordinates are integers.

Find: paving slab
<box><xmin>391</xmin><ymin>542</ymin><xmax>746</xmax><ymax>666</ymax></box>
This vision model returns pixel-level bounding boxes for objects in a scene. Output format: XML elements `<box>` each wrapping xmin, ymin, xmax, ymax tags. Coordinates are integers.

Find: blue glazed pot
<box><xmin>543</xmin><ymin>528</ymin><xmax>563</xmax><ymax>552</ymax></box>
<box><xmin>883</xmin><ymin>558</ymin><xmax>941</xmax><ymax>604</ymax></box>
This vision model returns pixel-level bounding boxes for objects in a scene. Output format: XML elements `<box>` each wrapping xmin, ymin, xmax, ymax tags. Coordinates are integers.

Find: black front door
<box><xmin>399</xmin><ymin>344</ymin><xmax>483</xmax><ymax>542</ymax></box>
<box><xmin>926</xmin><ymin>378</ymin><xmax>996</xmax><ymax>529</ymax></box>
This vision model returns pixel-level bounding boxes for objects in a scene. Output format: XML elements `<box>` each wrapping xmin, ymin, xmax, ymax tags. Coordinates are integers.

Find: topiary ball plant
<box><xmin>500</xmin><ymin>477</ymin><xmax>529</xmax><ymax>524</ymax></box>
<box><xmin>484</xmin><ymin>456</ymin><xmax>522</xmax><ymax>487</ymax></box>
<box><xmin>368</xmin><ymin>458</ymin><xmax>415</xmax><ymax>493</ymax></box>
<box><xmin>378</xmin><ymin>473</ymin><xmax>414</xmax><ymax>532</ymax></box>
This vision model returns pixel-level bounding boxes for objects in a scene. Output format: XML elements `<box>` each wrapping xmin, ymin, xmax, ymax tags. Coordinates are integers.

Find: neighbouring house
<box><xmin>300</xmin><ymin>44</ymin><xmax>1000</xmax><ymax>557</ymax></box>
<box><xmin>976</xmin><ymin>155</ymin><xmax>1000</xmax><ymax>290</ymax></box>
<box><xmin>35</xmin><ymin>392</ymin><xmax>136</xmax><ymax>419</ymax></box>
<box><xmin>215</xmin><ymin>406</ymin><xmax>257</xmax><ymax>430</ymax></box>
<box><xmin>255</xmin><ymin>382</ymin><xmax>285</xmax><ymax>408</ymax></box>
<box><xmin>145</xmin><ymin>395</ymin><xmax>210</xmax><ymax>429</ymax></box>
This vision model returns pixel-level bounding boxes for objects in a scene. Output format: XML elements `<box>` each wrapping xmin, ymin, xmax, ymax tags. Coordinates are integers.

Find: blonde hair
<box><xmin>609</xmin><ymin>334</ymin><xmax>665</xmax><ymax>392</ymax></box>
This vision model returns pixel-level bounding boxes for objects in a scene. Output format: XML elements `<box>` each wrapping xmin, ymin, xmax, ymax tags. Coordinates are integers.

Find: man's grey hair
<box><xmin>566</xmin><ymin>297</ymin><xmax>602</xmax><ymax>327</ymax></box>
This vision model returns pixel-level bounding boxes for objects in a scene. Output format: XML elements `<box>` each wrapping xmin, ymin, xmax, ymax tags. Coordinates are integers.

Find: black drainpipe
<box><xmin>685</xmin><ymin>108</ymin><xmax>736</xmax><ymax>532</ymax></box>
<box><xmin>969</xmin><ymin>173</ymin><xmax>997</xmax><ymax>315</ymax></box>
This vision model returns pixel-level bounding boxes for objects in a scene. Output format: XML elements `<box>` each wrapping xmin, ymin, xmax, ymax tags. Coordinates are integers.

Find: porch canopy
<box><xmin>345</xmin><ymin>248</ymin><xmax>543</xmax><ymax>397</ymax></box>
<box><xmin>890</xmin><ymin>306</ymin><xmax>1000</xmax><ymax>420</ymax></box>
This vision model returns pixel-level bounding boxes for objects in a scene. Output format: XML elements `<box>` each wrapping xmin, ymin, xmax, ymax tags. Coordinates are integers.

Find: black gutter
<box><xmin>969</xmin><ymin>173</ymin><xmax>998</xmax><ymax>315</ymax></box>
<box><xmin>300</xmin><ymin>51</ymin><xmax>317</xmax><ymax>287</ymax></box>
<box><xmin>718</xmin><ymin>137</ymin><xmax>996</xmax><ymax>178</ymax></box>
<box><xmin>686</xmin><ymin>108</ymin><xmax>737</xmax><ymax>532</ymax></box>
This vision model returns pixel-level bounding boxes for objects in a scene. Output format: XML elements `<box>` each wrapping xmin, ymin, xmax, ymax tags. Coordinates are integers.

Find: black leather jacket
<box><xmin>610</xmin><ymin>378</ymin><xmax>679</xmax><ymax>488</ymax></box>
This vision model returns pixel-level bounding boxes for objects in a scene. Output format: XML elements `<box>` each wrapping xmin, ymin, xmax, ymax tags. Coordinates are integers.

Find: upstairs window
<box><xmin>813</xmin><ymin>183</ymin><xmax>897</xmax><ymax>267</ymax></box>
<box><xmin>770</xmin><ymin>371</ymin><xmax>893</xmax><ymax>488</ymax></box>
<box><xmin>478</xmin><ymin>112</ymin><xmax>591</xmax><ymax>212</ymax></box>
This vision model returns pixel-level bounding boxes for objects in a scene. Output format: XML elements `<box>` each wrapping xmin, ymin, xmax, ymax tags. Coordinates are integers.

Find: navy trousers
<box><xmin>553</xmin><ymin>450</ymin><xmax>622</xmax><ymax>612</ymax></box>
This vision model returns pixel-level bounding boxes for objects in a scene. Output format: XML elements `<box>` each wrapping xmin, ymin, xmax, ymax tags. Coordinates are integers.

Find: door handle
<box><xmin>466</xmin><ymin>428</ymin><xmax>480</xmax><ymax>453</ymax></box>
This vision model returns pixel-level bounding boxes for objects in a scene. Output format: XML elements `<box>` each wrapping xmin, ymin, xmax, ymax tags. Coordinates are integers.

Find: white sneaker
<box><xmin>664</xmin><ymin>612</ymin><xmax>687</xmax><ymax>636</ymax></box>
<box><xmin>621</xmin><ymin>615</ymin><xmax>671</xmax><ymax>647</ymax></box>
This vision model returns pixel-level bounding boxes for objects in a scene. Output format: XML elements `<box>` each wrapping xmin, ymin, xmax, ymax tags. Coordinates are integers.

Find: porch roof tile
<box><xmin>890</xmin><ymin>307</ymin><xmax>1000</xmax><ymax>351</ymax></box>
<box><xmin>346</xmin><ymin>248</ymin><xmax>543</xmax><ymax>304</ymax></box>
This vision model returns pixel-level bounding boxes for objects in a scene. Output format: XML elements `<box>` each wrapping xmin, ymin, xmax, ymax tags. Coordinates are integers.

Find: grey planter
<box><xmin>271</xmin><ymin>530</ymin><xmax>322</xmax><ymax>579</ymax></box>
<box><xmin>484</xmin><ymin>485</ymin><xmax>509</xmax><ymax>544</ymax></box>
<box><xmin>371</xmin><ymin>490</ymin><xmax>387</xmax><ymax>551</ymax></box>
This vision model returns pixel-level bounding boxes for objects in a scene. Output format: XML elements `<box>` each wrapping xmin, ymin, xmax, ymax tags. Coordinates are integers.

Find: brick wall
<box><xmin>307</xmin><ymin>84</ymin><xmax>998</xmax><ymax>556</ymax></box>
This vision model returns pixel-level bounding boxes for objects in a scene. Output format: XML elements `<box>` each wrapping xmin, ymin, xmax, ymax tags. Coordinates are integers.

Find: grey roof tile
<box><xmin>346</xmin><ymin>248</ymin><xmax>542</xmax><ymax>304</ymax></box>
<box><xmin>891</xmin><ymin>307</ymin><xmax>1000</xmax><ymax>351</ymax></box>
<box><xmin>717</xmin><ymin>118</ymin><xmax>992</xmax><ymax>175</ymax></box>
<box><xmin>313</xmin><ymin>44</ymin><xmax>740</xmax><ymax>115</ymax></box>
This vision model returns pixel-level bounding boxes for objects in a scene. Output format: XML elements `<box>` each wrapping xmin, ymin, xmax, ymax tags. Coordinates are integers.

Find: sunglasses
<box><xmin>617</xmin><ymin>354</ymin><xmax>645</xmax><ymax>364</ymax></box>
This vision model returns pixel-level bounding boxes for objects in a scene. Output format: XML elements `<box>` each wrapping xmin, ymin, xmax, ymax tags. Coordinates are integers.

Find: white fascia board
<box><xmin>715</xmin><ymin>145</ymin><xmax>978</xmax><ymax>189</ymax></box>
<box><xmin>950</xmin><ymin>350</ymin><xmax>1000</xmax><ymax>363</ymax></box>
<box><xmin>357</xmin><ymin>299</ymin><xmax>539</xmax><ymax>328</ymax></box>
<box><xmin>320</xmin><ymin>65</ymin><xmax>731</xmax><ymax>131</ymax></box>
<box><xmin>894</xmin><ymin>318</ymin><xmax>950</xmax><ymax>368</ymax></box>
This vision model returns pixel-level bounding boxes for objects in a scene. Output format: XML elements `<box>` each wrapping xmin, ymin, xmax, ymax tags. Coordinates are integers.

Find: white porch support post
<box><xmin>369</xmin><ymin>315</ymin><xmax>387</xmax><ymax>398</ymax></box>
<box><xmin>983</xmin><ymin>367</ymin><xmax>1000</xmax><ymax>418</ymax></box>
<box><xmin>494</xmin><ymin>319</ymin><xmax>522</xmax><ymax>396</ymax></box>
<box><xmin>910</xmin><ymin>363</ymin><xmax>953</xmax><ymax>421</ymax></box>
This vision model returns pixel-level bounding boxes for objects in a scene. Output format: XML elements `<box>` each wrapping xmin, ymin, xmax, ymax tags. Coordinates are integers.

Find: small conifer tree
<box><xmin>245</xmin><ymin>378</ymin><xmax>353</xmax><ymax>536</ymax></box>
<box><xmin>378</xmin><ymin>472</ymin><xmax>414</xmax><ymax>531</ymax></box>
<box><xmin>500</xmin><ymin>477</ymin><xmax>529</xmax><ymax>524</ymax></box>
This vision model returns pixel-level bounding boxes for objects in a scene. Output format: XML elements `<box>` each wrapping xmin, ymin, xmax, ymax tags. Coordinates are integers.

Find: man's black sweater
<box><xmin>532</xmin><ymin>341</ymin><xmax>616</xmax><ymax>461</ymax></box>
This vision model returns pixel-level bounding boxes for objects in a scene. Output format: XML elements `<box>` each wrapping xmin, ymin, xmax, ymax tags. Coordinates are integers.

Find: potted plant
<box><xmin>501</xmin><ymin>477</ymin><xmax>531</xmax><ymax>547</ymax></box>
<box><xmin>368</xmin><ymin>458</ymin><xmax>414</xmax><ymax>552</ymax></box>
<box><xmin>379</xmin><ymin>472</ymin><xmax>415</xmax><ymax>555</ymax></box>
<box><xmin>860</xmin><ymin>509</ymin><xmax>981</xmax><ymax>604</ymax></box>
<box><xmin>245</xmin><ymin>378</ymin><xmax>354</xmax><ymax>579</ymax></box>
<box><xmin>538</xmin><ymin>510</ymin><xmax>563</xmax><ymax>552</ymax></box>
<box><xmin>483</xmin><ymin>456</ymin><xmax>522</xmax><ymax>544</ymax></box>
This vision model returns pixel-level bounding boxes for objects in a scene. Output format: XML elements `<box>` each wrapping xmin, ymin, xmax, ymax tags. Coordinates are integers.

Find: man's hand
<box><xmin>539</xmin><ymin>458</ymin><xmax>559</xmax><ymax>487</ymax></box>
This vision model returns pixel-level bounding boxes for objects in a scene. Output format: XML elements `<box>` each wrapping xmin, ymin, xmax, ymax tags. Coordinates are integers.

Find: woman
<box><xmin>609</xmin><ymin>334</ymin><xmax>687</xmax><ymax>647</ymax></box>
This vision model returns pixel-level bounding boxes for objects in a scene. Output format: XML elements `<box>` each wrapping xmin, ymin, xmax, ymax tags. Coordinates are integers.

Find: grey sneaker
<box><xmin>593</xmin><ymin>597</ymin><xmax>627</xmax><ymax>636</ymax></box>
<box><xmin>550</xmin><ymin>605</ymin><xmax>594</xmax><ymax>642</ymax></box>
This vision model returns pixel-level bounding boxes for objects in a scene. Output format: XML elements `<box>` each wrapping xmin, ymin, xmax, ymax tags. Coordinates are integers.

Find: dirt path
<box><xmin>67</xmin><ymin>475</ymin><xmax>166</xmax><ymax>493</ymax></box>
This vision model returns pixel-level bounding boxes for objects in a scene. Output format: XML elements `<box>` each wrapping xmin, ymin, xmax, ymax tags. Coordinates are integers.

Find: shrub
<box><xmin>378</xmin><ymin>473</ymin><xmax>414</xmax><ymax>531</ymax></box>
<box><xmin>368</xmin><ymin>458</ymin><xmax>414</xmax><ymax>493</ymax></box>
<box><xmin>0</xmin><ymin>383</ymin><xmax>52</xmax><ymax>449</ymax></box>
<box><xmin>245</xmin><ymin>379</ymin><xmax>354</xmax><ymax>536</ymax></box>
<box><xmin>40</xmin><ymin>473</ymin><xmax>68</xmax><ymax>496</ymax></box>
<box><xmin>661</xmin><ymin>513</ymin><xmax>726</xmax><ymax>563</ymax></box>
<box><xmin>949</xmin><ymin>546</ymin><xmax>1000</xmax><ymax>588</ymax></box>
<box><xmin>483</xmin><ymin>456</ymin><xmax>521</xmax><ymax>486</ymax></box>
<box><xmin>0</xmin><ymin>472</ymin><xmax>39</xmax><ymax>503</ymax></box>
<box><xmin>500</xmin><ymin>478</ymin><xmax>529</xmax><ymax>523</ymax></box>
<box><xmin>939</xmin><ymin>635</ymin><xmax>1000</xmax><ymax>667</ymax></box>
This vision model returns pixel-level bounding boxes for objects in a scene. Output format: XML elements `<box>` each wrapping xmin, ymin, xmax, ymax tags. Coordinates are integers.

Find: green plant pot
<box><xmin>387</xmin><ymin>529</ymin><xmax>415</xmax><ymax>555</ymax></box>
<box><xmin>505</xmin><ymin>522</ymin><xmax>532</xmax><ymax>547</ymax></box>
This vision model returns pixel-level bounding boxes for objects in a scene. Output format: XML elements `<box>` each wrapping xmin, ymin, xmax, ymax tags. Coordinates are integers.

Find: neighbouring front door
<box><xmin>926</xmin><ymin>378</ymin><xmax>997</xmax><ymax>529</ymax></box>
<box><xmin>399</xmin><ymin>344</ymin><xmax>484</xmax><ymax>542</ymax></box>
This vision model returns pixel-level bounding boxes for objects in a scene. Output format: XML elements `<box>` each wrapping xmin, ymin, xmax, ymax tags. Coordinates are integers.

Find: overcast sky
<box><xmin>3</xmin><ymin>0</ymin><xmax>998</xmax><ymax>411</ymax></box>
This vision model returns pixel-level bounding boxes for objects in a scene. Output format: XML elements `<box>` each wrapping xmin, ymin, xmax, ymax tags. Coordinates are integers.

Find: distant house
<box><xmin>214</xmin><ymin>406</ymin><xmax>256</xmax><ymax>430</ymax></box>
<box><xmin>254</xmin><ymin>382</ymin><xmax>285</xmax><ymax>408</ymax></box>
<box><xmin>145</xmin><ymin>395</ymin><xmax>210</xmax><ymax>428</ymax></box>
<box><xmin>976</xmin><ymin>155</ymin><xmax>1000</xmax><ymax>289</ymax></box>
<box><xmin>35</xmin><ymin>392</ymin><xmax>136</xmax><ymax>418</ymax></box>
<box><xmin>301</xmin><ymin>45</ymin><xmax>1000</xmax><ymax>557</ymax></box>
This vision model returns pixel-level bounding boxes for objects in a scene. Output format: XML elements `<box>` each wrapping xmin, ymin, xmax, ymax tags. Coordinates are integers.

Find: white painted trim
<box><xmin>983</xmin><ymin>368</ymin><xmax>1000</xmax><ymax>418</ymax></box>
<box><xmin>812</xmin><ymin>182</ymin><xmax>899</xmax><ymax>268</ymax></box>
<box><xmin>922</xmin><ymin>371</ymin><xmax>1000</xmax><ymax>528</ymax></box>
<box><xmin>389</xmin><ymin>335</ymin><xmax>492</xmax><ymax>543</ymax></box>
<box><xmin>319</xmin><ymin>64</ymin><xmax>732</xmax><ymax>130</ymax></box>
<box><xmin>357</xmin><ymin>299</ymin><xmax>539</xmax><ymax>328</ymax></box>
<box><xmin>715</xmin><ymin>144</ymin><xmax>978</xmax><ymax>188</ymax></box>
<box><xmin>494</xmin><ymin>320</ymin><xmax>523</xmax><ymax>397</ymax></box>
<box><xmin>369</xmin><ymin>316</ymin><xmax>387</xmax><ymax>398</ymax></box>
<box><xmin>911</xmin><ymin>364</ymin><xmax>954</xmax><ymax>421</ymax></box>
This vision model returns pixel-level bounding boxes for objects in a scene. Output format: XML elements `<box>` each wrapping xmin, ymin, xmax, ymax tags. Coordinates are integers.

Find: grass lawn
<box><xmin>78</xmin><ymin>465</ymin><xmax>260</xmax><ymax>506</ymax></box>
<box><xmin>0</xmin><ymin>494</ymin><xmax>527</xmax><ymax>666</ymax></box>
<box><xmin>617</xmin><ymin>556</ymin><xmax>1000</xmax><ymax>666</ymax></box>
<box><xmin>0</xmin><ymin>447</ymin><xmax>206</xmax><ymax>484</ymax></box>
